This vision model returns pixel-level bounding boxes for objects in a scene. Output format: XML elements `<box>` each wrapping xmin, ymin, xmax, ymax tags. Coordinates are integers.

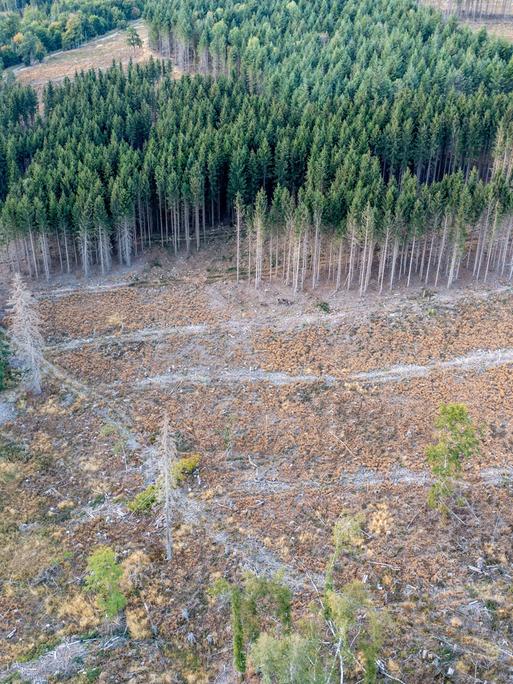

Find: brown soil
<box><xmin>1</xmin><ymin>249</ymin><xmax>512</xmax><ymax>683</ymax></box>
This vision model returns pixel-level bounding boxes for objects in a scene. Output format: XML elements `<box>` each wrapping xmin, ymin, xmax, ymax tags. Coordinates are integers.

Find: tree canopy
<box><xmin>1</xmin><ymin>0</ymin><xmax>513</xmax><ymax>289</ymax></box>
<box><xmin>0</xmin><ymin>0</ymin><xmax>143</xmax><ymax>69</ymax></box>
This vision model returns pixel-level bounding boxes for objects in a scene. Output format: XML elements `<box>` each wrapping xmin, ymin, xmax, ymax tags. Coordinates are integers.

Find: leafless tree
<box><xmin>159</xmin><ymin>413</ymin><xmax>178</xmax><ymax>561</ymax></box>
<box><xmin>8</xmin><ymin>273</ymin><xmax>44</xmax><ymax>394</ymax></box>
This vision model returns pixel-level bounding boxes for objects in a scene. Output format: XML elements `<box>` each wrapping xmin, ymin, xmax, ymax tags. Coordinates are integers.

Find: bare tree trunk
<box><xmin>79</xmin><ymin>227</ymin><xmax>91</xmax><ymax>277</ymax></box>
<box><xmin>347</xmin><ymin>224</ymin><xmax>357</xmax><ymax>290</ymax></box>
<box><xmin>255</xmin><ymin>216</ymin><xmax>263</xmax><ymax>289</ymax></box>
<box><xmin>293</xmin><ymin>232</ymin><xmax>301</xmax><ymax>293</ymax></box>
<box><xmin>447</xmin><ymin>236</ymin><xmax>460</xmax><ymax>289</ymax></box>
<box><xmin>434</xmin><ymin>216</ymin><xmax>449</xmax><ymax>287</ymax></box>
<box><xmin>195</xmin><ymin>202</ymin><xmax>200</xmax><ymax>251</ymax></box>
<box><xmin>378</xmin><ymin>228</ymin><xmax>389</xmax><ymax>294</ymax></box>
<box><xmin>29</xmin><ymin>230</ymin><xmax>39</xmax><ymax>278</ymax></box>
<box><xmin>39</xmin><ymin>233</ymin><xmax>51</xmax><ymax>281</ymax></box>
<box><xmin>389</xmin><ymin>237</ymin><xmax>399</xmax><ymax>290</ymax></box>
<box><xmin>159</xmin><ymin>414</ymin><xmax>178</xmax><ymax>562</ymax></box>
<box><xmin>236</xmin><ymin>204</ymin><xmax>241</xmax><ymax>284</ymax></box>
<box><xmin>119</xmin><ymin>217</ymin><xmax>133</xmax><ymax>267</ymax></box>
<box><xmin>500</xmin><ymin>216</ymin><xmax>513</xmax><ymax>275</ymax></box>
<box><xmin>62</xmin><ymin>229</ymin><xmax>71</xmax><ymax>273</ymax></box>
<box><xmin>300</xmin><ymin>229</ymin><xmax>308</xmax><ymax>291</ymax></box>
<box><xmin>407</xmin><ymin>235</ymin><xmax>416</xmax><ymax>288</ymax></box>
<box><xmin>335</xmin><ymin>238</ymin><xmax>344</xmax><ymax>291</ymax></box>
<box><xmin>8</xmin><ymin>273</ymin><xmax>44</xmax><ymax>394</ymax></box>
<box><xmin>484</xmin><ymin>205</ymin><xmax>499</xmax><ymax>283</ymax></box>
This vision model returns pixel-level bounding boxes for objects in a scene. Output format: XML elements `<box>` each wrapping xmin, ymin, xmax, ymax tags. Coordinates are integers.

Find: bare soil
<box><xmin>1</xmin><ymin>247</ymin><xmax>512</xmax><ymax>683</ymax></box>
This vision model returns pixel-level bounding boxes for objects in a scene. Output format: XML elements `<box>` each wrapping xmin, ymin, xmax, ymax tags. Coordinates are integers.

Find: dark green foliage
<box><xmin>126</xmin><ymin>26</ymin><xmax>143</xmax><ymax>50</ymax></box>
<box><xmin>231</xmin><ymin>586</ymin><xmax>246</xmax><ymax>674</ymax></box>
<box><xmin>0</xmin><ymin>330</ymin><xmax>11</xmax><ymax>391</ymax></box>
<box><xmin>1</xmin><ymin>0</ymin><xmax>513</xmax><ymax>284</ymax></box>
<box><xmin>86</xmin><ymin>667</ymin><xmax>102</xmax><ymax>683</ymax></box>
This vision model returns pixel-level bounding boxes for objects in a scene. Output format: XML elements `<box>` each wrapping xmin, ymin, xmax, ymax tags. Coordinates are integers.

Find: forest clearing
<box><xmin>2</xmin><ymin>0</ymin><xmax>513</xmax><ymax>681</ymax></box>
<box><xmin>0</xmin><ymin>246</ymin><xmax>512</xmax><ymax>682</ymax></box>
<box><xmin>423</xmin><ymin>0</ymin><xmax>513</xmax><ymax>40</ymax></box>
<box><xmin>10</xmin><ymin>21</ymin><xmax>159</xmax><ymax>93</ymax></box>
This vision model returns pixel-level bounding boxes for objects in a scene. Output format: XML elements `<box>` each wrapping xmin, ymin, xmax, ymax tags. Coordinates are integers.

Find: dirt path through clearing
<box><xmin>93</xmin><ymin>346</ymin><xmax>513</xmax><ymax>389</ymax></box>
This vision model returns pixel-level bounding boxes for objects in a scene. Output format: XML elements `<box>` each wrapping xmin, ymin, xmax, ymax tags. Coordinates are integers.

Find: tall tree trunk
<box><xmin>389</xmin><ymin>237</ymin><xmax>399</xmax><ymax>290</ymax></box>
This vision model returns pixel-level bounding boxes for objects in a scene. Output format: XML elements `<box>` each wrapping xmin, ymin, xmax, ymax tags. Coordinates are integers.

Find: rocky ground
<box><xmin>1</xmin><ymin>247</ymin><xmax>512</xmax><ymax>683</ymax></box>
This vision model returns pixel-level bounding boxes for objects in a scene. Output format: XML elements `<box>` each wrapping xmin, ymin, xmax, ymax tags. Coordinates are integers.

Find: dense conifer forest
<box><xmin>2</xmin><ymin>0</ymin><xmax>513</xmax><ymax>290</ymax></box>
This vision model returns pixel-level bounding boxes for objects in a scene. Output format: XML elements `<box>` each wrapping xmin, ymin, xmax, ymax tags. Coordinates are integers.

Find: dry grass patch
<box><xmin>50</xmin><ymin>593</ymin><xmax>101</xmax><ymax>634</ymax></box>
<box><xmin>126</xmin><ymin>605</ymin><xmax>152</xmax><ymax>639</ymax></box>
<box><xmin>1</xmin><ymin>534</ymin><xmax>60</xmax><ymax>582</ymax></box>
<box><xmin>12</xmin><ymin>21</ymin><xmax>165</xmax><ymax>93</ymax></box>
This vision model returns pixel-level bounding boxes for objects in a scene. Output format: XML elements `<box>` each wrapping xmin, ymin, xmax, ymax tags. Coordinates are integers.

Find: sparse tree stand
<box><xmin>8</xmin><ymin>272</ymin><xmax>44</xmax><ymax>394</ymax></box>
<box><xmin>426</xmin><ymin>403</ymin><xmax>481</xmax><ymax>514</ymax></box>
<box><xmin>126</xmin><ymin>26</ymin><xmax>143</xmax><ymax>53</ymax></box>
<box><xmin>159</xmin><ymin>412</ymin><xmax>178</xmax><ymax>561</ymax></box>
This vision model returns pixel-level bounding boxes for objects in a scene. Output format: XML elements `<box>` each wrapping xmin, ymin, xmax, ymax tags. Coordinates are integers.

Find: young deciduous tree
<box><xmin>211</xmin><ymin>573</ymin><xmax>292</xmax><ymax>677</ymax></box>
<box><xmin>426</xmin><ymin>403</ymin><xmax>480</xmax><ymax>512</ymax></box>
<box><xmin>247</xmin><ymin>518</ymin><xmax>388</xmax><ymax>684</ymax></box>
<box><xmin>126</xmin><ymin>26</ymin><xmax>143</xmax><ymax>52</ymax></box>
<box><xmin>8</xmin><ymin>272</ymin><xmax>44</xmax><ymax>394</ymax></box>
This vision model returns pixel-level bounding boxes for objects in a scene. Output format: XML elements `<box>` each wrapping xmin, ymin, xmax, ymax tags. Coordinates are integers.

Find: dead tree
<box><xmin>159</xmin><ymin>413</ymin><xmax>178</xmax><ymax>561</ymax></box>
<box><xmin>8</xmin><ymin>273</ymin><xmax>44</xmax><ymax>394</ymax></box>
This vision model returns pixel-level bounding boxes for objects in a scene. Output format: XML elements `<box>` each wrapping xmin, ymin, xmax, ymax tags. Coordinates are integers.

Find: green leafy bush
<box><xmin>247</xmin><ymin>557</ymin><xmax>387</xmax><ymax>683</ymax></box>
<box><xmin>210</xmin><ymin>573</ymin><xmax>292</xmax><ymax>676</ymax></box>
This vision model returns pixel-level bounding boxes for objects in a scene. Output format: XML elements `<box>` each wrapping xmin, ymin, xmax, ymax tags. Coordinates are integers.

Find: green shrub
<box><xmin>0</xmin><ymin>332</ymin><xmax>11</xmax><ymax>391</ymax></box>
<box><xmin>426</xmin><ymin>403</ymin><xmax>480</xmax><ymax>512</ymax></box>
<box><xmin>171</xmin><ymin>454</ymin><xmax>201</xmax><ymax>485</ymax></box>
<box><xmin>251</xmin><ymin>632</ymin><xmax>327</xmax><ymax>684</ymax></box>
<box><xmin>127</xmin><ymin>484</ymin><xmax>158</xmax><ymax>513</ymax></box>
<box><xmin>317</xmin><ymin>301</ymin><xmax>330</xmax><ymax>314</ymax></box>
<box><xmin>210</xmin><ymin>573</ymin><xmax>292</xmax><ymax>676</ymax></box>
<box><xmin>85</xmin><ymin>547</ymin><xmax>126</xmax><ymax>618</ymax></box>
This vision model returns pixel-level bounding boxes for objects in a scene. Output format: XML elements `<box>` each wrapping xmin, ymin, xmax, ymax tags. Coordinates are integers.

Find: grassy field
<box><xmin>10</xmin><ymin>20</ymin><xmax>163</xmax><ymax>93</ymax></box>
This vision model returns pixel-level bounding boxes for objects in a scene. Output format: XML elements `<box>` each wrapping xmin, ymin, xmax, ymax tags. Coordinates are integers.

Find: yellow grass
<box><xmin>11</xmin><ymin>20</ymin><xmax>165</xmax><ymax>93</ymax></box>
